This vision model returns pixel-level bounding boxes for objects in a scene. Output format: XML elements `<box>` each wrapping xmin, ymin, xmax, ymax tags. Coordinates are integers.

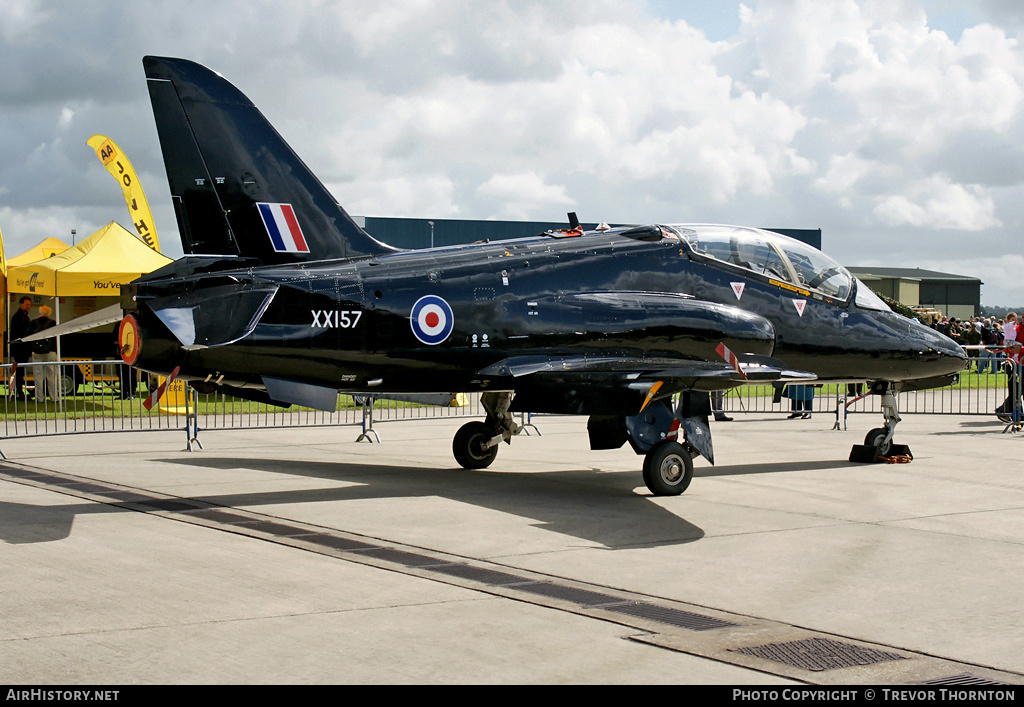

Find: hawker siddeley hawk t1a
<box><xmin>106</xmin><ymin>57</ymin><xmax>967</xmax><ymax>495</ymax></box>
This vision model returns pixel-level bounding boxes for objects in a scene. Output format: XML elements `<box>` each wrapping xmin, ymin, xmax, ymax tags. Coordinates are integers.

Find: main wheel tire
<box><xmin>864</xmin><ymin>427</ymin><xmax>892</xmax><ymax>456</ymax></box>
<box><xmin>642</xmin><ymin>441</ymin><xmax>694</xmax><ymax>496</ymax></box>
<box><xmin>453</xmin><ymin>421</ymin><xmax>499</xmax><ymax>469</ymax></box>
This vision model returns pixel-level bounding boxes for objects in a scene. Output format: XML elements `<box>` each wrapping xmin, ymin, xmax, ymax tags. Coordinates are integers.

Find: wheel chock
<box><xmin>849</xmin><ymin>443</ymin><xmax>913</xmax><ymax>464</ymax></box>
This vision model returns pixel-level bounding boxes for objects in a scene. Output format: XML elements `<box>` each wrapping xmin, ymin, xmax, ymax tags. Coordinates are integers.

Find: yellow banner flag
<box><xmin>87</xmin><ymin>135</ymin><xmax>161</xmax><ymax>253</ymax></box>
<box><xmin>0</xmin><ymin>222</ymin><xmax>6</xmax><ymax>278</ymax></box>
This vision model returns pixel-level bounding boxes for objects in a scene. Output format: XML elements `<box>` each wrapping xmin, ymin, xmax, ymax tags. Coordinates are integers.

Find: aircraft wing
<box><xmin>18</xmin><ymin>304</ymin><xmax>124</xmax><ymax>342</ymax></box>
<box><xmin>488</xmin><ymin>353</ymin><xmax>815</xmax><ymax>415</ymax></box>
<box><xmin>481</xmin><ymin>353</ymin><xmax>814</xmax><ymax>383</ymax></box>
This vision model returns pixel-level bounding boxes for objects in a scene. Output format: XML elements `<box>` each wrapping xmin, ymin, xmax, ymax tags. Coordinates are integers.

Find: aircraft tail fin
<box><xmin>143</xmin><ymin>56</ymin><xmax>398</xmax><ymax>262</ymax></box>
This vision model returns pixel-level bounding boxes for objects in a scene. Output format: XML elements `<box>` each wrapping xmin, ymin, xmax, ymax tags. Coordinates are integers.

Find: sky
<box><xmin>1</xmin><ymin>0</ymin><xmax>1023</xmax><ymax>305</ymax></box>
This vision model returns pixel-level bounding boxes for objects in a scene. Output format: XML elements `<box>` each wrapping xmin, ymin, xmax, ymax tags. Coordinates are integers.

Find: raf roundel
<box><xmin>410</xmin><ymin>295</ymin><xmax>454</xmax><ymax>345</ymax></box>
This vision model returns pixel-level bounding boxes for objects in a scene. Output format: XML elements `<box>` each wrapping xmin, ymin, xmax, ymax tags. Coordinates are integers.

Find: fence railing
<box><xmin>0</xmin><ymin>360</ymin><xmax>483</xmax><ymax>442</ymax></box>
<box><xmin>719</xmin><ymin>358</ymin><xmax>1021</xmax><ymax>422</ymax></box>
<box><xmin>0</xmin><ymin>357</ymin><xmax>1020</xmax><ymax>445</ymax></box>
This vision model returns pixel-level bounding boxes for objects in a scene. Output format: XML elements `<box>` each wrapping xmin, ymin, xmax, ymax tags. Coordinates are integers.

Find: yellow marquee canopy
<box><xmin>7</xmin><ymin>237</ymin><xmax>70</xmax><ymax>268</ymax></box>
<box><xmin>7</xmin><ymin>222</ymin><xmax>172</xmax><ymax>297</ymax></box>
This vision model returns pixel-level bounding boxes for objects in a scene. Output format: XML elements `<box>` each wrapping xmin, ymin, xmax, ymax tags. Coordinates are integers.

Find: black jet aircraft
<box><xmin>94</xmin><ymin>57</ymin><xmax>968</xmax><ymax>496</ymax></box>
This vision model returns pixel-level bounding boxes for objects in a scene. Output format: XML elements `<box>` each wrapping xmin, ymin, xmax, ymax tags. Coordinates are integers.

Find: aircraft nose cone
<box><xmin>944</xmin><ymin>338</ymin><xmax>969</xmax><ymax>362</ymax></box>
<box><xmin>909</xmin><ymin>319</ymin><xmax>969</xmax><ymax>376</ymax></box>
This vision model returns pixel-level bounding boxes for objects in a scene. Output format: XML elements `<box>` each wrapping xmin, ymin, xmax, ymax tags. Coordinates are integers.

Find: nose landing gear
<box><xmin>850</xmin><ymin>383</ymin><xmax>913</xmax><ymax>463</ymax></box>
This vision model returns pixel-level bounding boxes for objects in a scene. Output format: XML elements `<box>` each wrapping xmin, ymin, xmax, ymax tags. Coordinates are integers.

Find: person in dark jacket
<box><xmin>9</xmin><ymin>296</ymin><xmax>33</xmax><ymax>399</ymax></box>
<box><xmin>29</xmin><ymin>305</ymin><xmax>60</xmax><ymax>404</ymax></box>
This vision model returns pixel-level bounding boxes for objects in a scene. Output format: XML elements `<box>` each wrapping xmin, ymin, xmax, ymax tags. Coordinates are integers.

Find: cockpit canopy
<box><xmin>666</xmin><ymin>224</ymin><xmax>857</xmax><ymax>303</ymax></box>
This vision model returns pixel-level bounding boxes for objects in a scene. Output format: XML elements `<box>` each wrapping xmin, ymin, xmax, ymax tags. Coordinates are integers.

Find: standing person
<box><xmin>711</xmin><ymin>390</ymin><xmax>732</xmax><ymax>421</ymax></box>
<box><xmin>8</xmin><ymin>296</ymin><xmax>33</xmax><ymax>399</ymax></box>
<box><xmin>1014</xmin><ymin>314</ymin><xmax>1024</xmax><ymax>418</ymax></box>
<box><xmin>29</xmin><ymin>305</ymin><xmax>60</xmax><ymax>405</ymax></box>
<box><xmin>996</xmin><ymin>313</ymin><xmax>1022</xmax><ymax>422</ymax></box>
<box><xmin>977</xmin><ymin>320</ymin><xmax>991</xmax><ymax>373</ymax></box>
<box><xmin>785</xmin><ymin>384</ymin><xmax>815</xmax><ymax>419</ymax></box>
<box><xmin>1003</xmin><ymin>313</ymin><xmax>1019</xmax><ymax>350</ymax></box>
<box><xmin>978</xmin><ymin>318</ymin><xmax>1000</xmax><ymax>374</ymax></box>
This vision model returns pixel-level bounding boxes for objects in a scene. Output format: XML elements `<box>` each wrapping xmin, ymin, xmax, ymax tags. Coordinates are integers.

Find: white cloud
<box><xmin>331</xmin><ymin>174</ymin><xmax>460</xmax><ymax>219</ymax></box>
<box><xmin>814</xmin><ymin>152</ymin><xmax>879</xmax><ymax>196</ymax></box>
<box><xmin>873</xmin><ymin>175</ymin><xmax>1001</xmax><ymax>230</ymax></box>
<box><xmin>0</xmin><ymin>205</ymin><xmax>105</xmax><ymax>253</ymax></box>
<box><xmin>476</xmin><ymin>172</ymin><xmax>575</xmax><ymax>220</ymax></box>
<box><xmin>58</xmin><ymin>106</ymin><xmax>74</xmax><ymax>131</ymax></box>
<box><xmin>0</xmin><ymin>0</ymin><xmax>53</xmax><ymax>43</ymax></box>
<box><xmin>2</xmin><ymin>0</ymin><xmax>1024</xmax><ymax>303</ymax></box>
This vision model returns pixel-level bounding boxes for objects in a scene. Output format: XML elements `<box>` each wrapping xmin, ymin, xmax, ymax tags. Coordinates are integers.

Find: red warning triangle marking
<box><xmin>793</xmin><ymin>299</ymin><xmax>807</xmax><ymax>317</ymax></box>
<box><xmin>731</xmin><ymin>282</ymin><xmax>745</xmax><ymax>300</ymax></box>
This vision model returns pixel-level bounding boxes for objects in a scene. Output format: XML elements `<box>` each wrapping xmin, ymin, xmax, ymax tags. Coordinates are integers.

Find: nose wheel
<box><xmin>850</xmin><ymin>384</ymin><xmax>913</xmax><ymax>462</ymax></box>
<box><xmin>863</xmin><ymin>427</ymin><xmax>892</xmax><ymax>457</ymax></box>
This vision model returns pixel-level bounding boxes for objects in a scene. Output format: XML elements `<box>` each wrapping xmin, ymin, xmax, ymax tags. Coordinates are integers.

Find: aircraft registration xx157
<box><xmin>105</xmin><ymin>57</ymin><xmax>967</xmax><ymax>495</ymax></box>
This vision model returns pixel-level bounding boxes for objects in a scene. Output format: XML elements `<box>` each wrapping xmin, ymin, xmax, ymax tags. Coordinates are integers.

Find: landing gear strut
<box><xmin>850</xmin><ymin>382</ymin><xmax>913</xmax><ymax>462</ymax></box>
<box><xmin>452</xmin><ymin>392</ymin><xmax>521</xmax><ymax>469</ymax></box>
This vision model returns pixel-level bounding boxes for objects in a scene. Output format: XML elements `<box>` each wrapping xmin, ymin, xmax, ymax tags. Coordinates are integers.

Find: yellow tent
<box><xmin>7</xmin><ymin>223</ymin><xmax>172</xmax><ymax>297</ymax></box>
<box><xmin>7</xmin><ymin>237</ymin><xmax>70</xmax><ymax>268</ymax></box>
<box><xmin>5</xmin><ymin>237</ymin><xmax>70</xmax><ymax>350</ymax></box>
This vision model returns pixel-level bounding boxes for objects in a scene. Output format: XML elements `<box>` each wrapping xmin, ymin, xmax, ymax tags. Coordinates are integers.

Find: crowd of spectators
<box><xmin>928</xmin><ymin>314</ymin><xmax>1017</xmax><ymax>349</ymax></box>
<box><xmin>927</xmin><ymin>314</ymin><xmax>1023</xmax><ymax>381</ymax></box>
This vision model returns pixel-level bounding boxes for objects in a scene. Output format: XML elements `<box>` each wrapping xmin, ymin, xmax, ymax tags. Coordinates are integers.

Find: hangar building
<box><xmin>846</xmin><ymin>267</ymin><xmax>982</xmax><ymax>320</ymax></box>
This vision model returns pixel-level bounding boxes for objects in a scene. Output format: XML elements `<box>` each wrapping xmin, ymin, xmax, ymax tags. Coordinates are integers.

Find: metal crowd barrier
<box><xmin>0</xmin><ymin>357</ymin><xmax>1020</xmax><ymax>449</ymax></box>
<box><xmin>718</xmin><ymin>356</ymin><xmax>1022</xmax><ymax>432</ymax></box>
<box><xmin>0</xmin><ymin>360</ymin><xmax>483</xmax><ymax>449</ymax></box>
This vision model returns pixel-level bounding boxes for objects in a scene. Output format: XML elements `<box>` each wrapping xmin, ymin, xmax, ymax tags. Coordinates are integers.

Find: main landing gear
<box><xmin>452</xmin><ymin>392</ymin><xmax>521</xmax><ymax>470</ymax></box>
<box><xmin>452</xmin><ymin>391</ymin><xmax>713</xmax><ymax>497</ymax></box>
<box><xmin>849</xmin><ymin>382</ymin><xmax>913</xmax><ymax>463</ymax></box>
<box><xmin>625</xmin><ymin>392</ymin><xmax>710</xmax><ymax>496</ymax></box>
<box><xmin>641</xmin><ymin>440</ymin><xmax>694</xmax><ymax>496</ymax></box>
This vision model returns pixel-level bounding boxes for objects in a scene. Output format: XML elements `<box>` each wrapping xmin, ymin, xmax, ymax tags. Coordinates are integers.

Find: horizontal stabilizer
<box><xmin>19</xmin><ymin>304</ymin><xmax>123</xmax><ymax>342</ymax></box>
